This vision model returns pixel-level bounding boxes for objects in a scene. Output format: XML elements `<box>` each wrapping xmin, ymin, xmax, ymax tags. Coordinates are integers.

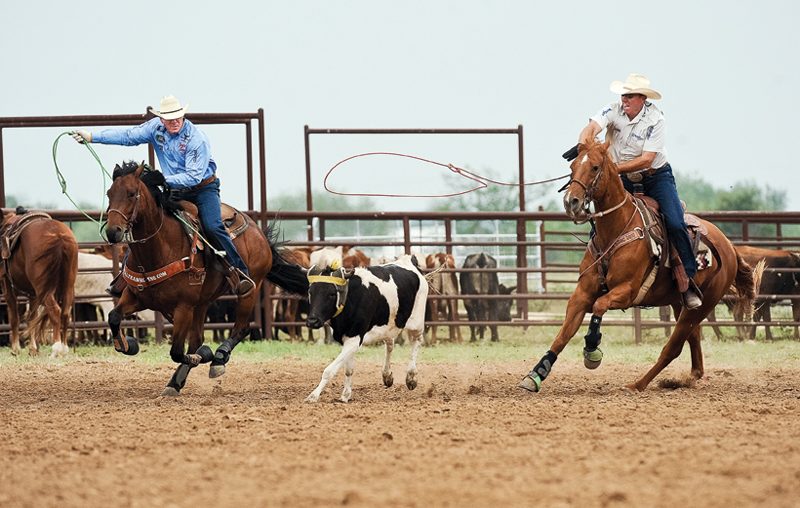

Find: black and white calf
<box><xmin>304</xmin><ymin>254</ymin><xmax>428</xmax><ymax>403</ymax></box>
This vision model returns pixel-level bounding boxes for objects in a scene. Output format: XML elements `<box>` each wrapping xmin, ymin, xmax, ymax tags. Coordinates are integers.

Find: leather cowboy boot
<box><xmin>682</xmin><ymin>279</ymin><xmax>703</xmax><ymax>310</ymax></box>
<box><xmin>236</xmin><ymin>268</ymin><xmax>255</xmax><ymax>298</ymax></box>
<box><xmin>105</xmin><ymin>271</ymin><xmax>127</xmax><ymax>298</ymax></box>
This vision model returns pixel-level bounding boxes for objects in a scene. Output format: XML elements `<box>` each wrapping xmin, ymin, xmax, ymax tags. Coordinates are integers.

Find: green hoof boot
<box><xmin>518</xmin><ymin>374</ymin><xmax>542</xmax><ymax>393</ymax></box>
<box><xmin>583</xmin><ymin>347</ymin><xmax>603</xmax><ymax>370</ymax></box>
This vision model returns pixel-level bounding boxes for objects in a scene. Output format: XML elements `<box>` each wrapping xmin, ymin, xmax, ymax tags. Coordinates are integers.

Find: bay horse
<box><xmin>519</xmin><ymin>139</ymin><xmax>762</xmax><ymax>392</ymax></box>
<box><xmin>104</xmin><ymin>162</ymin><xmax>308</xmax><ymax>396</ymax></box>
<box><xmin>0</xmin><ymin>209</ymin><xmax>78</xmax><ymax>357</ymax></box>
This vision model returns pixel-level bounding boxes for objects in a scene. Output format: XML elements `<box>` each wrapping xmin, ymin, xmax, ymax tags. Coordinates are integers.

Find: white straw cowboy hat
<box><xmin>149</xmin><ymin>95</ymin><xmax>190</xmax><ymax>120</ymax></box>
<box><xmin>610</xmin><ymin>74</ymin><xmax>662</xmax><ymax>100</ymax></box>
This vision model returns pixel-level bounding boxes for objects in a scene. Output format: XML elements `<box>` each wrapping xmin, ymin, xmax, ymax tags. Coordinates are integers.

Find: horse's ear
<box><xmin>134</xmin><ymin>163</ymin><xmax>145</xmax><ymax>178</ymax></box>
<box><xmin>602</xmin><ymin>141</ymin><xmax>611</xmax><ymax>150</ymax></box>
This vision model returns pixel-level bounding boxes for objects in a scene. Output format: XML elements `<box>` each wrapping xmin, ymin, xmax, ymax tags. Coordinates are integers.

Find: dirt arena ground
<box><xmin>1</xmin><ymin>356</ymin><xmax>799</xmax><ymax>508</ymax></box>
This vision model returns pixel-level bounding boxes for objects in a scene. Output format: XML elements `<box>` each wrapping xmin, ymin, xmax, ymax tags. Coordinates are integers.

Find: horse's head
<box><xmin>105</xmin><ymin>161</ymin><xmax>179</xmax><ymax>244</ymax></box>
<box><xmin>561</xmin><ymin>139</ymin><xmax>617</xmax><ymax>223</ymax></box>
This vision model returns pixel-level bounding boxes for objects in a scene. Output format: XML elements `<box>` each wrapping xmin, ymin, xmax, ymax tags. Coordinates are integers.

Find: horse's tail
<box><xmin>262</xmin><ymin>221</ymin><xmax>310</xmax><ymax>296</ymax></box>
<box><xmin>21</xmin><ymin>227</ymin><xmax>77</xmax><ymax>343</ymax></box>
<box><xmin>730</xmin><ymin>255</ymin><xmax>765</xmax><ymax>319</ymax></box>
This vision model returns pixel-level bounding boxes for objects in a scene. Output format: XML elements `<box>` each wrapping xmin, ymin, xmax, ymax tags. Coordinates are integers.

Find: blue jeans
<box><xmin>622</xmin><ymin>164</ymin><xmax>697</xmax><ymax>279</ymax></box>
<box><xmin>179</xmin><ymin>177</ymin><xmax>249</xmax><ymax>276</ymax></box>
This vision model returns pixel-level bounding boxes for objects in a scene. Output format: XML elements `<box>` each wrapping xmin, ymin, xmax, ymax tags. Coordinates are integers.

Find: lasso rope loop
<box><xmin>52</xmin><ymin>132</ymin><xmax>114</xmax><ymax>236</ymax></box>
<box><xmin>323</xmin><ymin>152</ymin><xmax>569</xmax><ymax>198</ymax></box>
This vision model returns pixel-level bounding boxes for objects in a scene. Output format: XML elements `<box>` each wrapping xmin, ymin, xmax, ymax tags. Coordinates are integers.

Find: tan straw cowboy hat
<box><xmin>610</xmin><ymin>74</ymin><xmax>662</xmax><ymax>100</ymax></box>
<box><xmin>149</xmin><ymin>95</ymin><xmax>190</xmax><ymax>120</ymax></box>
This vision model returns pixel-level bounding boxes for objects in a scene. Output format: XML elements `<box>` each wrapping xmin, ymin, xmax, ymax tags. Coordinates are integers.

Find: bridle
<box><xmin>559</xmin><ymin>151</ymin><xmax>628</xmax><ymax>224</ymax></box>
<box><xmin>105</xmin><ymin>180</ymin><xmax>164</xmax><ymax>244</ymax></box>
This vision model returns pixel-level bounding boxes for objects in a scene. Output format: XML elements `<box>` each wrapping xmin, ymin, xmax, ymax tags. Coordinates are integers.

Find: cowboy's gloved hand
<box><xmin>71</xmin><ymin>130</ymin><xmax>92</xmax><ymax>144</ymax></box>
<box><xmin>169</xmin><ymin>189</ymin><xmax>182</xmax><ymax>202</ymax></box>
<box><xmin>562</xmin><ymin>143</ymin><xmax>579</xmax><ymax>162</ymax></box>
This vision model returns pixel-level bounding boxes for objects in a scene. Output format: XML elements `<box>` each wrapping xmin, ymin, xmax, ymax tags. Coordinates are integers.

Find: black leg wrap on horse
<box><xmin>212</xmin><ymin>339</ymin><xmax>234</xmax><ymax>366</ymax></box>
<box><xmin>584</xmin><ymin>315</ymin><xmax>603</xmax><ymax>351</ymax></box>
<box><xmin>532</xmin><ymin>350</ymin><xmax>558</xmax><ymax>382</ymax></box>
<box><xmin>184</xmin><ymin>345</ymin><xmax>215</xmax><ymax>367</ymax></box>
<box><xmin>167</xmin><ymin>364</ymin><xmax>192</xmax><ymax>392</ymax></box>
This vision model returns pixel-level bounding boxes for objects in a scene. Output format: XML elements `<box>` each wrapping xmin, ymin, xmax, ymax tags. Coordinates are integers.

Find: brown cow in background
<box><xmin>708</xmin><ymin>245</ymin><xmax>800</xmax><ymax>340</ymax></box>
<box><xmin>426</xmin><ymin>252</ymin><xmax>462</xmax><ymax>344</ymax></box>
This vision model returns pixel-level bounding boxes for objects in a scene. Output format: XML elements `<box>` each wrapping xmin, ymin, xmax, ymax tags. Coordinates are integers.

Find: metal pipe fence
<box><xmin>0</xmin><ymin>208</ymin><xmax>795</xmax><ymax>345</ymax></box>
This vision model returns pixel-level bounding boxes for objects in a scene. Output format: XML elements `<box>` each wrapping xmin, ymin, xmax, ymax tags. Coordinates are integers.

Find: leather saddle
<box><xmin>587</xmin><ymin>194</ymin><xmax>710</xmax><ymax>301</ymax></box>
<box><xmin>174</xmin><ymin>202</ymin><xmax>250</xmax><ymax>251</ymax></box>
<box><xmin>633</xmin><ymin>194</ymin><xmax>709</xmax><ymax>292</ymax></box>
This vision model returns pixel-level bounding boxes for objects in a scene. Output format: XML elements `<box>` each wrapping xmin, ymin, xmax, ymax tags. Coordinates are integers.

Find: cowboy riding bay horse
<box><xmin>519</xmin><ymin>139</ymin><xmax>762</xmax><ymax>393</ymax></box>
<box><xmin>104</xmin><ymin>162</ymin><xmax>308</xmax><ymax>396</ymax></box>
<box><xmin>0</xmin><ymin>208</ymin><xmax>79</xmax><ymax>357</ymax></box>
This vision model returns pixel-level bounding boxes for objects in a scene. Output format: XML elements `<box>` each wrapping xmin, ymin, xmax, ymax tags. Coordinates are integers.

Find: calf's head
<box><xmin>305</xmin><ymin>262</ymin><xmax>352</xmax><ymax>329</ymax></box>
<box><xmin>496</xmin><ymin>284</ymin><xmax>517</xmax><ymax>321</ymax></box>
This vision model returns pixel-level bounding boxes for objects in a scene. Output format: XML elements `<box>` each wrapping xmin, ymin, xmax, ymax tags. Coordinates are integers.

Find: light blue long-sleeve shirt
<box><xmin>92</xmin><ymin>117</ymin><xmax>217</xmax><ymax>189</ymax></box>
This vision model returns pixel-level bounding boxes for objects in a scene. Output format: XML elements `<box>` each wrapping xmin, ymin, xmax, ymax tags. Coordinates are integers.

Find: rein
<box><xmin>578</xmin><ymin>204</ymin><xmax>641</xmax><ymax>280</ymax></box>
<box><xmin>560</xmin><ymin>153</ymin><xmax>628</xmax><ymax>224</ymax></box>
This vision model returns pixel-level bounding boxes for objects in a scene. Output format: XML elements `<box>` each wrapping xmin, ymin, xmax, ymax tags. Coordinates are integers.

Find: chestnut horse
<box><xmin>0</xmin><ymin>211</ymin><xmax>78</xmax><ymax>357</ymax></box>
<box><xmin>519</xmin><ymin>140</ymin><xmax>762</xmax><ymax>393</ymax></box>
<box><xmin>104</xmin><ymin>162</ymin><xmax>308</xmax><ymax>396</ymax></box>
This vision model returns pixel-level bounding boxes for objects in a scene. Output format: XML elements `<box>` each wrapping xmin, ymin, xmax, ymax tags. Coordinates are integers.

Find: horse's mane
<box><xmin>113</xmin><ymin>161</ymin><xmax>184</xmax><ymax>214</ymax></box>
<box><xmin>580</xmin><ymin>139</ymin><xmax>615</xmax><ymax>172</ymax></box>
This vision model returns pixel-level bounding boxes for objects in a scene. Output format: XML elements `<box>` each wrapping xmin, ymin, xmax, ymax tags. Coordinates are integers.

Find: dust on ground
<box><xmin>1</xmin><ymin>356</ymin><xmax>799</xmax><ymax>508</ymax></box>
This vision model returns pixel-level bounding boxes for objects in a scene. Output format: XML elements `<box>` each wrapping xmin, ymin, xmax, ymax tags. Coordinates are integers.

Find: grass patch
<box><xmin>1</xmin><ymin>325</ymin><xmax>798</xmax><ymax>370</ymax></box>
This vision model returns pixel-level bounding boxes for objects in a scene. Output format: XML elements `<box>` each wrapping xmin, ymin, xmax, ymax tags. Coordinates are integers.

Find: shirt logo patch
<box><xmin>601</xmin><ymin>107</ymin><xmax>612</xmax><ymax>117</ymax></box>
<box><xmin>178</xmin><ymin>133</ymin><xmax>190</xmax><ymax>154</ymax></box>
<box><xmin>156</xmin><ymin>134</ymin><xmax>165</xmax><ymax>143</ymax></box>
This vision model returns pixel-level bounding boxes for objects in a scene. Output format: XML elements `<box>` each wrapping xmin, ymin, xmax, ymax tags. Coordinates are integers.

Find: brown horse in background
<box><xmin>104</xmin><ymin>162</ymin><xmax>308</xmax><ymax>396</ymax></box>
<box><xmin>519</xmin><ymin>139</ymin><xmax>762</xmax><ymax>392</ymax></box>
<box><xmin>0</xmin><ymin>210</ymin><xmax>78</xmax><ymax>357</ymax></box>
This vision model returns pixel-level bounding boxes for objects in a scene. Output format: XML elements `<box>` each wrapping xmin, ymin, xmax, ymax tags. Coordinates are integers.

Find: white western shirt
<box><xmin>590</xmin><ymin>100</ymin><xmax>668</xmax><ymax>170</ymax></box>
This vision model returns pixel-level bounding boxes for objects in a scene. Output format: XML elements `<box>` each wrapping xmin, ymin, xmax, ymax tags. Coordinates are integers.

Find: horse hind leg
<box><xmin>163</xmin><ymin>307</ymin><xmax>214</xmax><ymax>397</ymax></box>
<box><xmin>210</xmin><ymin>295</ymin><xmax>257</xmax><ymax>379</ymax></box>
<box><xmin>626</xmin><ymin>317</ymin><xmax>696</xmax><ymax>392</ymax></box>
<box><xmin>162</xmin><ymin>345</ymin><xmax>214</xmax><ymax>397</ymax></box>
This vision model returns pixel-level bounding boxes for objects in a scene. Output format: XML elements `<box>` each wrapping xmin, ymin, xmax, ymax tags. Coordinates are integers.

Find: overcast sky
<box><xmin>3</xmin><ymin>1</ymin><xmax>798</xmax><ymax>213</ymax></box>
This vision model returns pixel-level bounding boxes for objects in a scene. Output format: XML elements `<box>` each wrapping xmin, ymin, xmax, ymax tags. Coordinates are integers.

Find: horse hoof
<box><xmin>383</xmin><ymin>373</ymin><xmax>394</xmax><ymax>388</ymax></box>
<box><xmin>583</xmin><ymin>347</ymin><xmax>603</xmax><ymax>370</ymax></box>
<box><xmin>209</xmin><ymin>365</ymin><xmax>226</xmax><ymax>379</ymax></box>
<box><xmin>161</xmin><ymin>387</ymin><xmax>180</xmax><ymax>397</ymax></box>
<box><xmin>51</xmin><ymin>342</ymin><xmax>69</xmax><ymax>358</ymax></box>
<box><xmin>113</xmin><ymin>336</ymin><xmax>139</xmax><ymax>356</ymax></box>
<box><xmin>518</xmin><ymin>375</ymin><xmax>541</xmax><ymax>392</ymax></box>
<box><xmin>405</xmin><ymin>371</ymin><xmax>417</xmax><ymax>391</ymax></box>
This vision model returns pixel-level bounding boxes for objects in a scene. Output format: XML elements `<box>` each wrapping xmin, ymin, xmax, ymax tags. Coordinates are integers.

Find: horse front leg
<box><xmin>519</xmin><ymin>290</ymin><xmax>594</xmax><ymax>392</ymax></box>
<box><xmin>209</xmin><ymin>292</ymin><xmax>258</xmax><ymax>379</ymax></box>
<box><xmin>107</xmin><ymin>290</ymin><xmax>146</xmax><ymax>355</ymax></box>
